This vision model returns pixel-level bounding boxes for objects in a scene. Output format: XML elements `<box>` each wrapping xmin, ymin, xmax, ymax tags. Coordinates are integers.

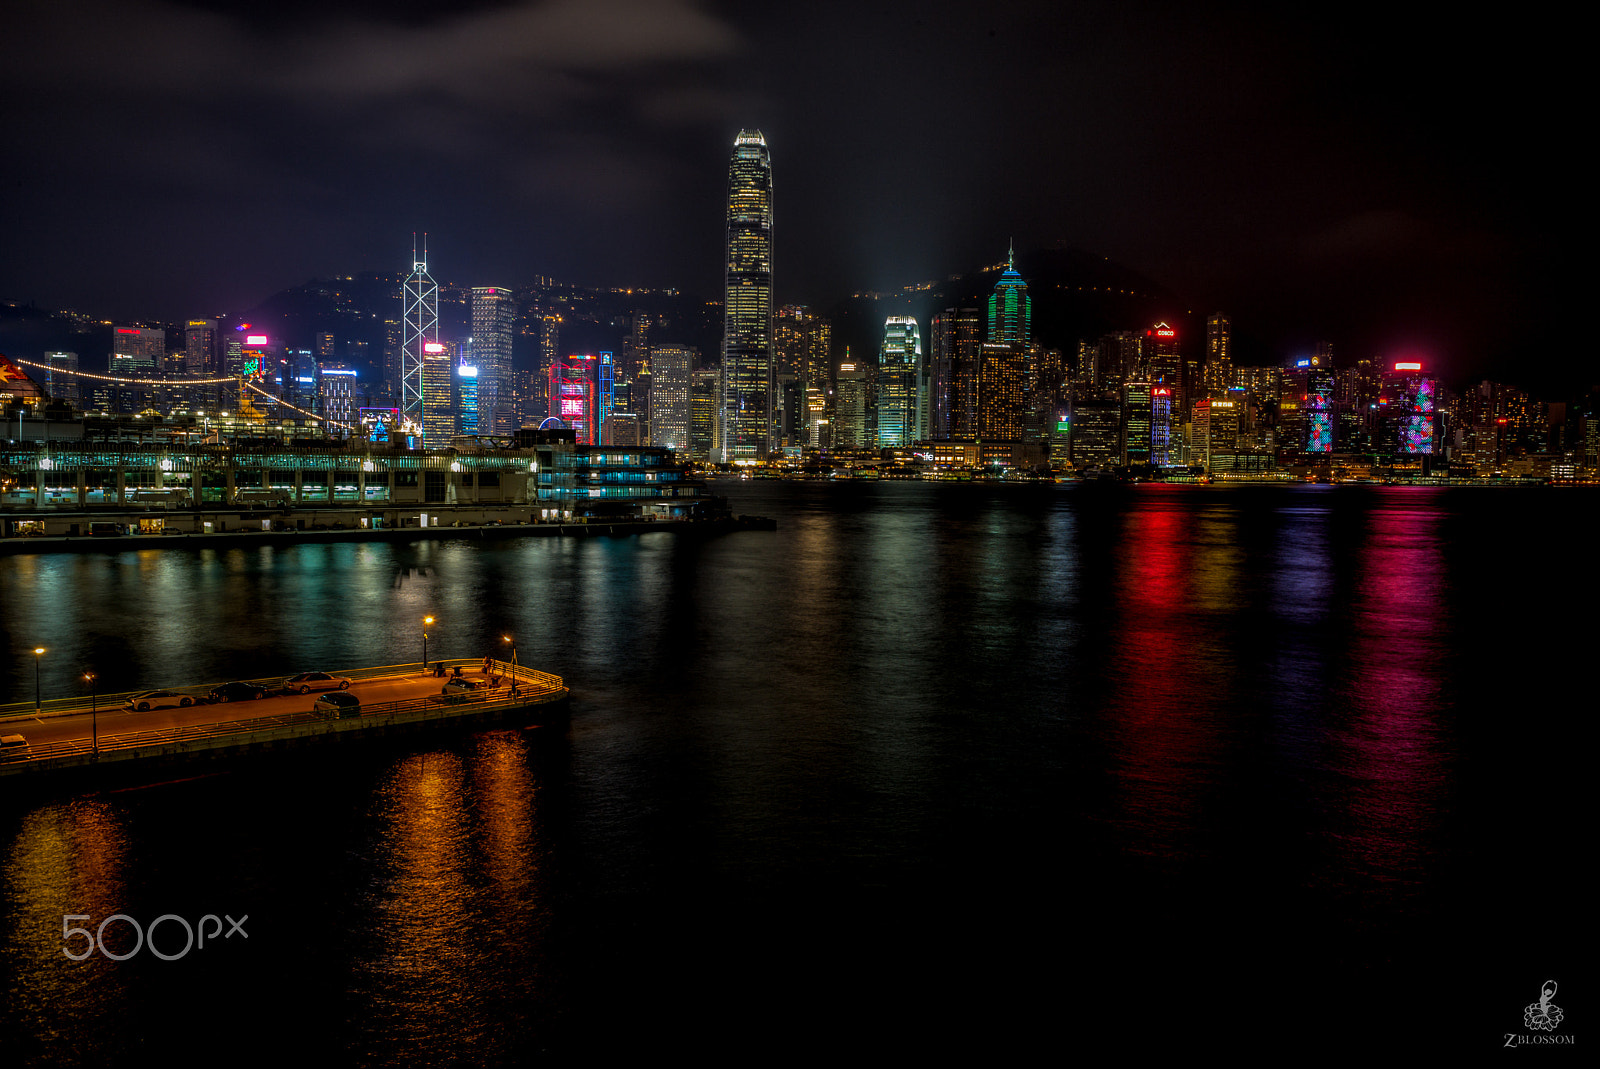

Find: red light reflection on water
<box><xmin>1321</xmin><ymin>499</ymin><xmax>1451</xmax><ymax>893</ymax></box>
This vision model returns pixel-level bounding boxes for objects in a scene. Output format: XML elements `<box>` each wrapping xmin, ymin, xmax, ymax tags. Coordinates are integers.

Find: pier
<box><xmin>0</xmin><ymin>658</ymin><xmax>568</xmax><ymax>782</ymax></box>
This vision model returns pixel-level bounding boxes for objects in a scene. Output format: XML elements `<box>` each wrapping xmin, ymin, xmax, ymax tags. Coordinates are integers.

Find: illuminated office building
<box><xmin>457</xmin><ymin>361</ymin><xmax>480</xmax><ymax>436</ymax></box>
<box><xmin>691</xmin><ymin>368</ymin><xmax>720</xmax><ymax>462</ymax></box>
<box><xmin>1204</xmin><ymin>313</ymin><xmax>1231</xmax><ymax>393</ymax></box>
<box><xmin>471</xmin><ymin>286</ymin><xmax>515</xmax><ymax>433</ymax></box>
<box><xmin>1124</xmin><ymin>379</ymin><xmax>1152</xmax><ymax>463</ymax></box>
<box><xmin>43</xmin><ymin>352</ymin><xmax>80</xmax><ymax>407</ymax></box>
<box><xmin>977</xmin><ymin>343</ymin><xmax>1027</xmax><ymax>440</ymax></box>
<box><xmin>550</xmin><ymin>357</ymin><xmax>599</xmax><ymax>445</ymax></box>
<box><xmin>877</xmin><ymin>316</ymin><xmax>922</xmax><ymax>447</ymax></box>
<box><xmin>422</xmin><ymin>340</ymin><xmax>454</xmax><ymax>447</ymax></box>
<box><xmin>1380</xmin><ymin>361</ymin><xmax>1439</xmax><ymax>457</ymax></box>
<box><xmin>932</xmin><ymin>306</ymin><xmax>982</xmax><ymax>439</ymax></box>
<box><xmin>401</xmin><ymin>237</ymin><xmax>438</xmax><ymax>426</ymax></box>
<box><xmin>722</xmin><ymin>129</ymin><xmax>773</xmax><ymax>461</ymax></box>
<box><xmin>987</xmin><ymin>245</ymin><xmax>1030</xmax><ymax>348</ymax></box>
<box><xmin>650</xmin><ymin>345</ymin><xmax>694</xmax><ymax>453</ymax></box>
<box><xmin>834</xmin><ymin>360</ymin><xmax>868</xmax><ymax>451</ymax></box>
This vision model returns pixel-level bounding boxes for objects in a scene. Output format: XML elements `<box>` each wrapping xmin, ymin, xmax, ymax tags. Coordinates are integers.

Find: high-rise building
<box><xmin>932</xmin><ymin>307</ymin><xmax>982</xmax><ymax>439</ymax></box>
<box><xmin>535</xmin><ymin>313</ymin><xmax>561</xmax><ymax>423</ymax></box>
<box><xmin>977</xmin><ymin>343</ymin><xmax>1027</xmax><ymax>441</ymax></box>
<box><xmin>722</xmin><ymin>129</ymin><xmax>774</xmax><ymax>461</ymax></box>
<box><xmin>834</xmin><ymin>360</ymin><xmax>868</xmax><ymax>451</ymax></box>
<box><xmin>691</xmin><ymin>367</ymin><xmax>720</xmax><ymax>463</ymax></box>
<box><xmin>650</xmin><ymin>345</ymin><xmax>694</xmax><ymax>453</ymax></box>
<box><xmin>457</xmin><ymin>361</ymin><xmax>480</xmax><ymax>436</ymax></box>
<box><xmin>1204</xmin><ymin>313</ymin><xmax>1231</xmax><ymax>394</ymax></box>
<box><xmin>43</xmin><ymin>352</ymin><xmax>80</xmax><ymax>407</ymax></box>
<box><xmin>987</xmin><ymin>244</ymin><xmax>1030</xmax><ymax>348</ymax></box>
<box><xmin>421</xmin><ymin>340</ymin><xmax>454</xmax><ymax>447</ymax></box>
<box><xmin>550</xmin><ymin>356</ymin><xmax>599</xmax><ymax>445</ymax></box>
<box><xmin>318</xmin><ymin>365</ymin><xmax>358</xmax><ymax>435</ymax></box>
<box><xmin>877</xmin><ymin>316</ymin><xmax>922</xmax><ymax>448</ymax></box>
<box><xmin>402</xmin><ymin>237</ymin><xmax>438</xmax><ymax>427</ymax></box>
<box><xmin>1380</xmin><ymin>361</ymin><xmax>1439</xmax><ymax>458</ymax></box>
<box><xmin>1145</xmin><ymin>322</ymin><xmax>1183</xmax><ymax>421</ymax></box>
<box><xmin>471</xmin><ymin>286</ymin><xmax>515</xmax><ymax>434</ymax></box>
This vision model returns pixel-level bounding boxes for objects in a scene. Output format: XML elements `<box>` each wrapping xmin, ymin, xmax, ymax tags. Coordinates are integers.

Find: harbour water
<box><xmin>0</xmin><ymin>482</ymin><xmax>1591</xmax><ymax>1060</ymax></box>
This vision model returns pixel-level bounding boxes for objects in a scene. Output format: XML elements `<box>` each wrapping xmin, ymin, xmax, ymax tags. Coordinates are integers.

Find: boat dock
<box><xmin>0</xmin><ymin>658</ymin><xmax>568</xmax><ymax>783</ymax></box>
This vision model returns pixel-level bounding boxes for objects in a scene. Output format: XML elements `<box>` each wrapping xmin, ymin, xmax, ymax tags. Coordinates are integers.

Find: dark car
<box><xmin>283</xmin><ymin>672</ymin><xmax>351</xmax><ymax>694</ymax></box>
<box><xmin>208</xmin><ymin>681</ymin><xmax>271</xmax><ymax>704</ymax></box>
<box><xmin>313</xmin><ymin>691</ymin><xmax>361</xmax><ymax>719</ymax></box>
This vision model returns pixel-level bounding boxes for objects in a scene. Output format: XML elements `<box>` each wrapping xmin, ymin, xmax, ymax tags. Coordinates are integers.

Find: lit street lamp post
<box><xmin>422</xmin><ymin>616</ymin><xmax>434</xmax><ymax>673</ymax></box>
<box><xmin>34</xmin><ymin>647</ymin><xmax>45</xmax><ymax>714</ymax></box>
<box><xmin>84</xmin><ymin>671</ymin><xmax>97</xmax><ymax>754</ymax></box>
<box><xmin>503</xmin><ymin>634</ymin><xmax>517</xmax><ymax>693</ymax></box>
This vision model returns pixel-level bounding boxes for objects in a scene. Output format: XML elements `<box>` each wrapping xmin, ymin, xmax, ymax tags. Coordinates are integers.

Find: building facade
<box><xmin>722</xmin><ymin>129</ymin><xmax>774</xmax><ymax>461</ymax></box>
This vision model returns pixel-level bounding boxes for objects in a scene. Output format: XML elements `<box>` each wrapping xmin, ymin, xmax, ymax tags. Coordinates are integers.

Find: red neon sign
<box><xmin>115</xmin><ymin>327</ymin><xmax>140</xmax><ymax>334</ymax></box>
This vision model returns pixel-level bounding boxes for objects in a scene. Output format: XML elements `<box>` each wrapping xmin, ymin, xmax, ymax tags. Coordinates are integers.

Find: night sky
<box><xmin>0</xmin><ymin>1</ymin><xmax>1579</xmax><ymax>387</ymax></box>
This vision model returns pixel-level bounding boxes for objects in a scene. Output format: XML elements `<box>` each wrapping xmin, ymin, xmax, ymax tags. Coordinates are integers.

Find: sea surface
<box><xmin>0</xmin><ymin>482</ymin><xmax>1592</xmax><ymax>1060</ymax></box>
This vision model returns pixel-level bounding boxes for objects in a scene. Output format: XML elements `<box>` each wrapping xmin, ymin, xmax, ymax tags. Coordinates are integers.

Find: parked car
<box><xmin>313</xmin><ymin>691</ymin><xmax>362</xmax><ymax>719</ymax></box>
<box><xmin>283</xmin><ymin>672</ymin><xmax>351</xmax><ymax>694</ymax></box>
<box><xmin>440</xmin><ymin>676</ymin><xmax>494</xmax><ymax>701</ymax></box>
<box><xmin>124</xmin><ymin>690</ymin><xmax>195</xmax><ymax>711</ymax></box>
<box><xmin>208</xmin><ymin>681</ymin><xmax>272</xmax><ymax>704</ymax></box>
<box><xmin>1</xmin><ymin>734</ymin><xmax>28</xmax><ymax>752</ymax></box>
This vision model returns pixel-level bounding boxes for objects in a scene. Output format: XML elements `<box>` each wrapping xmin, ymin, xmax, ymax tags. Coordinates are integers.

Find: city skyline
<box><xmin>0</xmin><ymin>2</ymin><xmax>1579</xmax><ymax>391</ymax></box>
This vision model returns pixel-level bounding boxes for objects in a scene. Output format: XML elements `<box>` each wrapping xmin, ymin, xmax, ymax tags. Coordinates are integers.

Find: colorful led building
<box><xmin>987</xmin><ymin>245</ymin><xmax>1031</xmax><ymax>348</ymax></box>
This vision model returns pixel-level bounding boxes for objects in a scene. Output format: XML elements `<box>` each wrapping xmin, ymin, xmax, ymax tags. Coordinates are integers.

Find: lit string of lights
<box><xmin>13</xmin><ymin>359</ymin><xmax>353</xmax><ymax>431</ymax></box>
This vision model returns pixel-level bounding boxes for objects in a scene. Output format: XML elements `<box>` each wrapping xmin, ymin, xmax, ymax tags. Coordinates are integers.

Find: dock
<box><xmin>0</xmin><ymin>658</ymin><xmax>568</xmax><ymax>784</ymax></box>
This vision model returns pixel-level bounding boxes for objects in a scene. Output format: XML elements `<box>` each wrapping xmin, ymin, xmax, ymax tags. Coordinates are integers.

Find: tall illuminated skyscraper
<box><xmin>877</xmin><ymin>316</ymin><xmax>922</xmax><ymax>448</ymax></box>
<box><xmin>402</xmin><ymin>236</ymin><xmax>438</xmax><ymax>427</ymax></box>
<box><xmin>987</xmin><ymin>244</ymin><xmax>1030</xmax><ymax>348</ymax></box>
<box><xmin>471</xmin><ymin>286</ymin><xmax>514</xmax><ymax>434</ymax></box>
<box><xmin>721</xmin><ymin>129</ymin><xmax>773</xmax><ymax>461</ymax></box>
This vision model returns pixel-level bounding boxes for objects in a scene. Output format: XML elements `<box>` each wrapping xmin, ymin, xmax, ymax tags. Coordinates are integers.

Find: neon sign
<box><xmin>424</xmin><ymin>343</ymin><xmax>446</xmax><ymax>354</ymax></box>
<box><xmin>1394</xmin><ymin>362</ymin><xmax>1422</xmax><ymax>371</ymax></box>
<box><xmin>246</xmin><ymin>335</ymin><xmax>269</xmax><ymax>345</ymax></box>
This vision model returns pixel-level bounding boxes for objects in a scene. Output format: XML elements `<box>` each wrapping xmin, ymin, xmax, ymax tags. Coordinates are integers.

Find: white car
<box><xmin>124</xmin><ymin>689</ymin><xmax>195</xmax><ymax>711</ymax></box>
<box><xmin>283</xmin><ymin>672</ymin><xmax>352</xmax><ymax>695</ymax></box>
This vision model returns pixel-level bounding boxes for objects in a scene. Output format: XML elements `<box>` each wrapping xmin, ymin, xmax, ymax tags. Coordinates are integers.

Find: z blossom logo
<box><xmin>1524</xmin><ymin>980</ymin><xmax>1564</xmax><ymax>1032</ymax></box>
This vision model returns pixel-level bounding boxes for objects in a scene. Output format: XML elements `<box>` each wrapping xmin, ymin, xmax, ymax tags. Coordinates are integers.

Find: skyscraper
<box><xmin>987</xmin><ymin>244</ymin><xmax>1031</xmax><ymax>348</ymax></box>
<box><xmin>721</xmin><ymin>129</ymin><xmax>773</xmax><ymax>462</ymax></box>
<box><xmin>650</xmin><ymin>345</ymin><xmax>694</xmax><ymax>453</ymax></box>
<box><xmin>471</xmin><ymin>286</ymin><xmax>515</xmax><ymax>434</ymax></box>
<box><xmin>401</xmin><ymin>236</ymin><xmax>438</xmax><ymax>428</ymax></box>
<box><xmin>932</xmin><ymin>307</ymin><xmax>982</xmax><ymax>440</ymax></box>
<box><xmin>1204</xmin><ymin>313</ymin><xmax>1232</xmax><ymax>394</ymax></box>
<box><xmin>877</xmin><ymin>316</ymin><xmax>922</xmax><ymax>448</ymax></box>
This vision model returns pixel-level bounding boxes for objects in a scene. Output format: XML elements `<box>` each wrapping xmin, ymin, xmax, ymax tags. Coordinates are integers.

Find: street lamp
<box><xmin>84</xmin><ymin>671</ymin><xmax>97</xmax><ymax>754</ymax></box>
<box><xmin>502</xmin><ymin>634</ymin><xmax>517</xmax><ymax>693</ymax></box>
<box><xmin>33</xmin><ymin>648</ymin><xmax>45</xmax><ymax>714</ymax></box>
<box><xmin>422</xmin><ymin>616</ymin><xmax>434</xmax><ymax>673</ymax></box>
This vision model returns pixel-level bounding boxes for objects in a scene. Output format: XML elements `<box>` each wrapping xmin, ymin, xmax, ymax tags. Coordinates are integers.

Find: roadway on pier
<box><xmin>4</xmin><ymin>671</ymin><xmax>486</xmax><ymax>748</ymax></box>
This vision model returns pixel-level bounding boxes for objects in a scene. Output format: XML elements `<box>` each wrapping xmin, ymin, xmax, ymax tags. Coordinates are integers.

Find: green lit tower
<box><xmin>721</xmin><ymin>129</ymin><xmax>774</xmax><ymax>462</ymax></box>
<box><xmin>987</xmin><ymin>243</ymin><xmax>1030</xmax><ymax>347</ymax></box>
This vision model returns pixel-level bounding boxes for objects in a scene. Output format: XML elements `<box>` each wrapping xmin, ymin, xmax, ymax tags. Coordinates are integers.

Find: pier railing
<box><xmin>0</xmin><ymin>659</ymin><xmax>565</xmax><ymax>768</ymax></box>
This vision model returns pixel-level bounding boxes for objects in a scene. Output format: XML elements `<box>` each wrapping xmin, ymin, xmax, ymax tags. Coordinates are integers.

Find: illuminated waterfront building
<box><xmin>877</xmin><ymin>316</ymin><xmax>922</xmax><ymax>447</ymax></box>
<box><xmin>1069</xmin><ymin>401</ymin><xmax>1122</xmax><ymax>468</ymax></box>
<box><xmin>42</xmin><ymin>352</ymin><xmax>80</xmax><ymax>408</ymax></box>
<box><xmin>1124</xmin><ymin>379</ymin><xmax>1152</xmax><ymax>463</ymax></box>
<box><xmin>549</xmin><ymin>357</ymin><xmax>599</xmax><ymax>445</ymax></box>
<box><xmin>1151</xmin><ymin>386</ymin><xmax>1174</xmax><ymax>464</ymax></box>
<box><xmin>1380</xmin><ymin>362</ymin><xmax>1439</xmax><ymax>458</ymax></box>
<box><xmin>471</xmin><ymin>286</ymin><xmax>515</xmax><ymax>434</ymax></box>
<box><xmin>722</xmin><ymin>129</ymin><xmax>773</xmax><ymax>461</ymax></box>
<box><xmin>1204</xmin><ymin>313</ymin><xmax>1231</xmax><ymax>394</ymax></box>
<box><xmin>401</xmin><ymin>237</ymin><xmax>438</xmax><ymax>426</ymax></box>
